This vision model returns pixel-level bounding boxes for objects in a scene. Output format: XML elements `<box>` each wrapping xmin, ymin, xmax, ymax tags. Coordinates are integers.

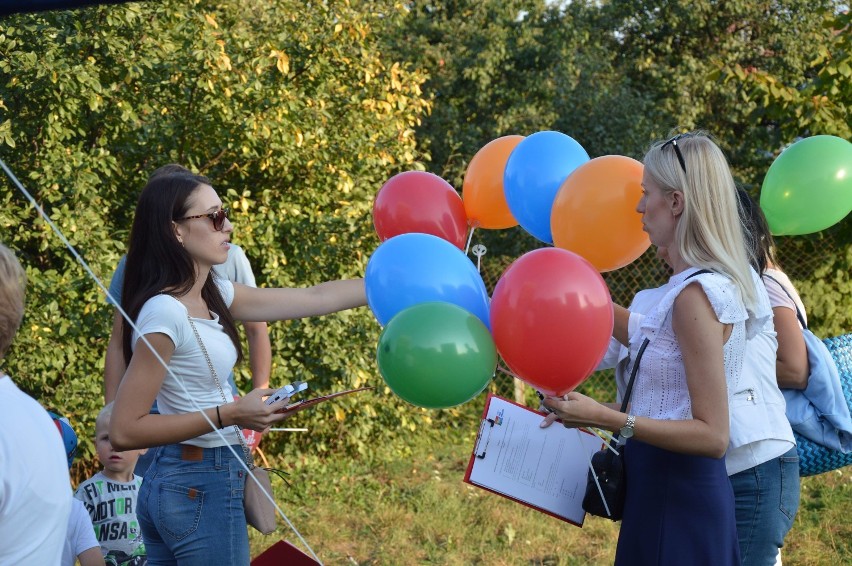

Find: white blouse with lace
<box><xmin>629</xmin><ymin>268</ymin><xmax>762</xmax><ymax>421</ymax></box>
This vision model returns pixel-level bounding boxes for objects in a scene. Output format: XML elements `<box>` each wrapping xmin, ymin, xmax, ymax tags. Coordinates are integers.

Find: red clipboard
<box><xmin>463</xmin><ymin>393</ymin><xmax>601</xmax><ymax>527</ymax></box>
<box><xmin>277</xmin><ymin>387</ymin><xmax>373</xmax><ymax>415</ymax></box>
<box><xmin>251</xmin><ymin>540</ymin><xmax>320</xmax><ymax>565</ymax></box>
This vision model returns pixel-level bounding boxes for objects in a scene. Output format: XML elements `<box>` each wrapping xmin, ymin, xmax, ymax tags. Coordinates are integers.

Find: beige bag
<box><xmin>188</xmin><ymin>315</ymin><xmax>278</xmax><ymax>534</ymax></box>
<box><xmin>244</xmin><ymin>465</ymin><xmax>277</xmax><ymax>534</ymax></box>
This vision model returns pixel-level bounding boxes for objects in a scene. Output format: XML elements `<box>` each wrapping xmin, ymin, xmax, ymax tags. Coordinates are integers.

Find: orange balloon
<box><xmin>551</xmin><ymin>155</ymin><xmax>650</xmax><ymax>272</ymax></box>
<box><xmin>463</xmin><ymin>135</ymin><xmax>523</xmax><ymax>229</ymax></box>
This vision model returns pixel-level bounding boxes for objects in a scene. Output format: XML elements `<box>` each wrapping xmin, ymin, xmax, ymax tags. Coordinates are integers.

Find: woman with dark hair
<box><xmin>731</xmin><ymin>189</ymin><xmax>802</xmax><ymax>566</ymax></box>
<box><xmin>110</xmin><ymin>171</ymin><xmax>366</xmax><ymax>564</ymax></box>
<box><xmin>737</xmin><ymin>189</ymin><xmax>810</xmax><ymax>389</ymax></box>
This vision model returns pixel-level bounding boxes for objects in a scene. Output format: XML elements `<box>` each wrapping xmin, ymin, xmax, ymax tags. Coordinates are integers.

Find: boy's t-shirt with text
<box><xmin>74</xmin><ymin>471</ymin><xmax>146</xmax><ymax>565</ymax></box>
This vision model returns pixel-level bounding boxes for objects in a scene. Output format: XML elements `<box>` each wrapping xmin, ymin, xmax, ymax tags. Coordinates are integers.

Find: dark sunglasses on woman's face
<box><xmin>176</xmin><ymin>207</ymin><xmax>230</xmax><ymax>231</ymax></box>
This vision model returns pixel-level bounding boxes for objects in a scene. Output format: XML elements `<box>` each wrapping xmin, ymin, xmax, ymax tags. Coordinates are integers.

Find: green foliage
<box><xmin>0</xmin><ymin>0</ymin><xmax>432</xmax><ymax>463</ymax></box>
<box><xmin>383</xmin><ymin>0</ymin><xmax>570</xmax><ymax>186</ymax></box>
<box><xmin>604</xmin><ymin>0</ymin><xmax>841</xmax><ymax>188</ymax></box>
<box><xmin>0</xmin><ymin>0</ymin><xmax>850</xmax><ymax>474</ymax></box>
<box><xmin>720</xmin><ymin>10</ymin><xmax>851</xmax><ymax>140</ymax></box>
<box><xmin>778</xmin><ymin>224</ymin><xmax>852</xmax><ymax>338</ymax></box>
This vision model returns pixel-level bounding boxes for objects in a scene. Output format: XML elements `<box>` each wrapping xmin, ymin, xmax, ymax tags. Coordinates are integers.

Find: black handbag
<box><xmin>582</xmin><ymin>338</ymin><xmax>648</xmax><ymax>520</ymax></box>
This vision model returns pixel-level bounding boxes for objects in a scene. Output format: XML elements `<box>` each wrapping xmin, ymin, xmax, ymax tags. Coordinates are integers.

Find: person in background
<box><xmin>737</xmin><ymin>190</ymin><xmax>809</xmax><ymax>389</ymax></box>
<box><xmin>53</xmin><ymin>412</ymin><xmax>107</xmax><ymax>566</ymax></box>
<box><xmin>735</xmin><ymin>189</ymin><xmax>804</xmax><ymax>566</ymax></box>
<box><xmin>543</xmin><ymin>132</ymin><xmax>762</xmax><ymax>565</ymax></box>
<box><xmin>75</xmin><ymin>402</ymin><xmax>147</xmax><ymax>565</ymax></box>
<box><xmin>0</xmin><ymin>242</ymin><xmax>72</xmax><ymax>564</ymax></box>
<box><xmin>110</xmin><ymin>170</ymin><xmax>366</xmax><ymax>564</ymax></box>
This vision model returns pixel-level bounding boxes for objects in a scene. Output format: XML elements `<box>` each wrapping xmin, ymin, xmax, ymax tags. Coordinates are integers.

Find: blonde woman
<box><xmin>544</xmin><ymin>133</ymin><xmax>766</xmax><ymax>565</ymax></box>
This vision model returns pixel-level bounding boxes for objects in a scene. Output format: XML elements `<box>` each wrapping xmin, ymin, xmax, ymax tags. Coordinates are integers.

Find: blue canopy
<box><xmin>0</xmin><ymin>1</ymin><xmax>144</xmax><ymax>17</ymax></box>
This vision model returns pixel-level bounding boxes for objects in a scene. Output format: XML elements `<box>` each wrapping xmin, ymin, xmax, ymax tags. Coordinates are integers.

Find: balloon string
<box><xmin>586</xmin><ymin>427</ymin><xmax>620</xmax><ymax>455</ymax></box>
<box><xmin>464</xmin><ymin>225</ymin><xmax>476</xmax><ymax>256</ymax></box>
<box><xmin>496</xmin><ymin>364</ymin><xmax>521</xmax><ymax>380</ymax></box>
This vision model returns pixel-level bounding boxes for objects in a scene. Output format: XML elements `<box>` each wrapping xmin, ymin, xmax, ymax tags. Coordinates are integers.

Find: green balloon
<box><xmin>377</xmin><ymin>302</ymin><xmax>496</xmax><ymax>409</ymax></box>
<box><xmin>760</xmin><ymin>135</ymin><xmax>852</xmax><ymax>235</ymax></box>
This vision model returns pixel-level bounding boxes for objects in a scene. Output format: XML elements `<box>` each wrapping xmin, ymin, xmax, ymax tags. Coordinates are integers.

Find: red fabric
<box><xmin>251</xmin><ymin>540</ymin><xmax>320</xmax><ymax>566</ymax></box>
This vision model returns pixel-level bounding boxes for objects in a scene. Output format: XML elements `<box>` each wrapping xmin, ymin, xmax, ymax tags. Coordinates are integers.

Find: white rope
<box><xmin>0</xmin><ymin>157</ymin><xmax>322</xmax><ymax>564</ymax></box>
<box><xmin>464</xmin><ymin>225</ymin><xmax>476</xmax><ymax>255</ymax></box>
<box><xmin>586</xmin><ymin>427</ymin><xmax>620</xmax><ymax>456</ymax></box>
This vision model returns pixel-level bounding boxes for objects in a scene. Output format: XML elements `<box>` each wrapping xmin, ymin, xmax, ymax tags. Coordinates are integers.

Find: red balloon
<box><xmin>490</xmin><ymin>248</ymin><xmax>613</xmax><ymax>396</ymax></box>
<box><xmin>373</xmin><ymin>171</ymin><xmax>468</xmax><ymax>249</ymax></box>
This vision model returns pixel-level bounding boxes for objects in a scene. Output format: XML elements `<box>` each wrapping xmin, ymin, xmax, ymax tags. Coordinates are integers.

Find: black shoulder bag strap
<box><xmin>614</xmin><ymin>268</ymin><xmax>712</xmax><ymax>442</ymax></box>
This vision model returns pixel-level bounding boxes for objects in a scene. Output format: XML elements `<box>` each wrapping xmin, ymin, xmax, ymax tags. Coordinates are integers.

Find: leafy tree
<box><xmin>0</xmin><ymin>0</ymin><xmax>431</xmax><ymax>465</ymax></box>
<box><xmin>603</xmin><ymin>0</ymin><xmax>841</xmax><ymax>187</ymax></box>
<box><xmin>719</xmin><ymin>9</ymin><xmax>850</xmax><ymax>140</ymax></box>
<box><xmin>382</xmin><ymin>1</ymin><xmax>562</xmax><ymax>185</ymax></box>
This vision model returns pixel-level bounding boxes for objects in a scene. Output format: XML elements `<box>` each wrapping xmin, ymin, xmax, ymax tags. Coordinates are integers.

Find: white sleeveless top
<box><xmin>630</xmin><ymin>269</ymin><xmax>757</xmax><ymax>421</ymax></box>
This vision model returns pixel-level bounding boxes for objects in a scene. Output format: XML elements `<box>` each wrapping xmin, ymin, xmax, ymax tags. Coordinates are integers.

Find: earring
<box><xmin>177</xmin><ymin>238</ymin><xmax>184</xmax><ymax>247</ymax></box>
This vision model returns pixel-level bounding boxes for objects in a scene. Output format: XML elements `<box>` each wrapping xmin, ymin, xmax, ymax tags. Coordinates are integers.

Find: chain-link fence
<box><xmin>478</xmin><ymin>230</ymin><xmax>842</xmax><ymax>405</ymax></box>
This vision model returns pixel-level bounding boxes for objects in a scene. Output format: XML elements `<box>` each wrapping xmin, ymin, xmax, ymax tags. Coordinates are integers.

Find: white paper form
<box><xmin>465</xmin><ymin>395</ymin><xmax>603</xmax><ymax>525</ymax></box>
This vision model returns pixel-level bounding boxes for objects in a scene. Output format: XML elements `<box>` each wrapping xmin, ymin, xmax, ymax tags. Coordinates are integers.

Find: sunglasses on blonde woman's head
<box><xmin>176</xmin><ymin>208</ymin><xmax>230</xmax><ymax>231</ymax></box>
<box><xmin>661</xmin><ymin>133</ymin><xmax>694</xmax><ymax>174</ymax></box>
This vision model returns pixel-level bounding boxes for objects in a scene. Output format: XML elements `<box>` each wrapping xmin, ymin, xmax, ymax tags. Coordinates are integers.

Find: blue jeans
<box><xmin>729</xmin><ymin>446</ymin><xmax>800</xmax><ymax>566</ymax></box>
<box><xmin>138</xmin><ymin>444</ymin><xmax>250</xmax><ymax>566</ymax></box>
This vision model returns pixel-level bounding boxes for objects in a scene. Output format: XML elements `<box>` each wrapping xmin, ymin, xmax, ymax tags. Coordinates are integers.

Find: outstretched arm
<box><xmin>230</xmin><ymin>278</ymin><xmax>366</xmax><ymax>322</ymax></box>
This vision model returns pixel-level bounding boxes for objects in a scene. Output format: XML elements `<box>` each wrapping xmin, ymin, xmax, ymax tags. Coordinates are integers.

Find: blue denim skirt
<box><xmin>138</xmin><ymin>444</ymin><xmax>250</xmax><ymax>566</ymax></box>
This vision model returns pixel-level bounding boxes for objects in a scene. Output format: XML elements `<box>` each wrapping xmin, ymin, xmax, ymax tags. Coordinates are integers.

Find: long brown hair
<box><xmin>121</xmin><ymin>173</ymin><xmax>243</xmax><ymax>365</ymax></box>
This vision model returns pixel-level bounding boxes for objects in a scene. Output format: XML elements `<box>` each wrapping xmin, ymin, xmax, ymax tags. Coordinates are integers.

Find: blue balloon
<box><xmin>503</xmin><ymin>131</ymin><xmax>590</xmax><ymax>243</ymax></box>
<box><xmin>366</xmin><ymin>233</ymin><xmax>491</xmax><ymax>329</ymax></box>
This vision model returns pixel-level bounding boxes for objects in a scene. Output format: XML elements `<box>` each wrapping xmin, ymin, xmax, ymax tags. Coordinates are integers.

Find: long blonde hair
<box><xmin>643</xmin><ymin>131</ymin><xmax>758</xmax><ymax>308</ymax></box>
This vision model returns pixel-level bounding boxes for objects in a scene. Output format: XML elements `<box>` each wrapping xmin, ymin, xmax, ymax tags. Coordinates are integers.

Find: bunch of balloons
<box><xmin>369</xmin><ymin>172</ymin><xmax>496</xmax><ymax>409</ymax></box>
<box><xmin>367</xmin><ymin>131</ymin><xmax>852</xmax><ymax>405</ymax></box>
<box><xmin>760</xmin><ymin>135</ymin><xmax>852</xmax><ymax>235</ymax></box>
<box><xmin>368</xmin><ymin>129</ymin><xmax>651</xmax><ymax>406</ymax></box>
<box><xmin>465</xmin><ymin>132</ymin><xmax>649</xmax><ymax>272</ymax></box>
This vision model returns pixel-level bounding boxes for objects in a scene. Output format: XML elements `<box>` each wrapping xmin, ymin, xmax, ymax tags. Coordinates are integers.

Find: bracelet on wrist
<box><xmin>216</xmin><ymin>405</ymin><xmax>224</xmax><ymax>429</ymax></box>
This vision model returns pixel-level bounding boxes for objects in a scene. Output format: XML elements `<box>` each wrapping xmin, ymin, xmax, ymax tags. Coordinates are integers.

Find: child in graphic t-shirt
<box><xmin>74</xmin><ymin>402</ymin><xmax>148</xmax><ymax>566</ymax></box>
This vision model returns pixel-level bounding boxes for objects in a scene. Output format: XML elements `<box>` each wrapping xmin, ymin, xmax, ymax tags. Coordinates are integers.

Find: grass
<box><xmin>249</xmin><ymin>427</ymin><xmax>851</xmax><ymax>565</ymax></box>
